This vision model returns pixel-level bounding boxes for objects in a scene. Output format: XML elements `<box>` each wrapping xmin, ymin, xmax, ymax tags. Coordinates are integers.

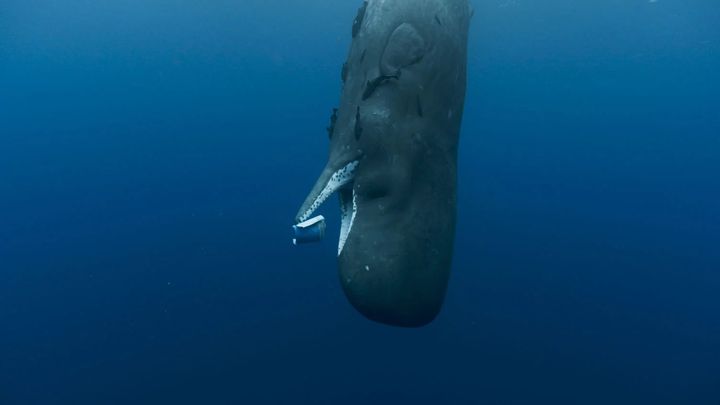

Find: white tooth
<box><xmin>338</xmin><ymin>188</ymin><xmax>357</xmax><ymax>256</ymax></box>
<box><xmin>299</xmin><ymin>161</ymin><xmax>359</xmax><ymax>222</ymax></box>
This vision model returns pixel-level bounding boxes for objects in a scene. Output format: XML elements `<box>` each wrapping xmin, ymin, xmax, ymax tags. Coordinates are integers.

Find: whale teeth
<box><xmin>298</xmin><ymin>161</ymin><xmax>359</xmax><ymax>223</ymax></box>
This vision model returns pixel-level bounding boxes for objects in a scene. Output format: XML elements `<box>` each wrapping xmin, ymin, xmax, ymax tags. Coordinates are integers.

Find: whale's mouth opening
<box><xmin>295</xmin><ymin>161</ymin><xmax>359</xmax><ymax>256</ymax></box>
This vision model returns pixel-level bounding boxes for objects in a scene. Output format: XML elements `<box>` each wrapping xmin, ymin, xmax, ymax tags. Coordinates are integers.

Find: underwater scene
<box><xmin>2</xmin><ymin>0</ymin><xmax>719</xmax><ymax>403</ymax></box>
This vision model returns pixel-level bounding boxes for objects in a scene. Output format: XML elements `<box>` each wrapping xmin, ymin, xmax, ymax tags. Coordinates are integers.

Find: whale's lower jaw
<box><xmin>295</xmin><ymin>160</ymin><xmax>360</xmax><ymax>255</ymax></box>
<box><xmin>296</xmin><ymin>161</ymin><xmax>359</xmax><ymax>223</ymax></box>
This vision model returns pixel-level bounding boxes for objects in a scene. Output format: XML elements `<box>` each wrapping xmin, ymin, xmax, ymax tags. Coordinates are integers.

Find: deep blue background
<box><xmin>2</xmin><ymin>0</ymin><xmax>720</xmax><ymax>403</ymax></box>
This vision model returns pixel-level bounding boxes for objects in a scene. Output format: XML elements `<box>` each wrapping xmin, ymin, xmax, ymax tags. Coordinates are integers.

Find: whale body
<box><xmin>295</xmin><ymin>0</ymin><xmax>470</xmax><ymax>327</ymax></box>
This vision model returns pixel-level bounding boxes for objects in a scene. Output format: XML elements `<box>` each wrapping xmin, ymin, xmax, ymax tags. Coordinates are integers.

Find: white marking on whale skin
<box><xmin>298</xmin><ymin>160</ymin><xmax>359</xmax><ymax>223</ymax></box>
<box><xmin>339</xmin><ymin>191</ymin><xmax>351</xmax><ymax>254</ymax></box>
<box><xmin>338</xmin><ymin>189</ymin><xmax>358</xmax><ymax>256</ymax></box>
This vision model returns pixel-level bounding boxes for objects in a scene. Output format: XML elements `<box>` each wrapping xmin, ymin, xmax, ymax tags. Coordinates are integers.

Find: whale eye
<box><xmin>380</xmin><ymin>23</ymin><xmax>426</xmax><ymax>76</ymax></box>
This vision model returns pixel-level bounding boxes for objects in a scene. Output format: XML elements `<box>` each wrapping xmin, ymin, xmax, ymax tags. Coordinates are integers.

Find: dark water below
<box><xmin>2</xmin><ymin>0</ymin><xmax>719</xmax><ymax>403</ymax></box>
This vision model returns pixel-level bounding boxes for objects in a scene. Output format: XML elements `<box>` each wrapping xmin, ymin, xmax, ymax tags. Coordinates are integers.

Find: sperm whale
<box><xmin>294</xmin><ymin>0</ymin><xmax>470</xmax><ymax>327</ymax></box>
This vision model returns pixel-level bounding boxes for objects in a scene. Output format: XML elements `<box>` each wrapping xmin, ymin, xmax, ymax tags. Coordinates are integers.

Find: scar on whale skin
<box><xmin>362</xmin><ymin>71</ymin><xmax>401</xmax><ymax>101</ymax></box>
<box><xmin>294</xmin><ymin>0</ymin><xmax>470</xmax><ymax>327</ymax></box>
<box><xmin>326</xmin><ymin>108</ymin><xmax>338</xmax><ymax>139</ymax></box>
<box><xmin>354</xmin><ymin>106</ymin><xmax>363</xmax><ymax>140</ymax></box>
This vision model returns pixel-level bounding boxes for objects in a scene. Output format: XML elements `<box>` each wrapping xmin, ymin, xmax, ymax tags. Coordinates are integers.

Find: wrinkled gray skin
<box><xmin>295</xmin><ymin>0</ymin><xmax>470</xmax><ymax>327</ymax></box>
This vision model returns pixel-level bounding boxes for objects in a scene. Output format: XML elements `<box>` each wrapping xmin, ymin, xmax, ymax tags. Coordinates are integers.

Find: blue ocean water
<box><xmin>2</xmin><ymin>0</ymin><xmax>719</xmax><ymax>403</ymax></box>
